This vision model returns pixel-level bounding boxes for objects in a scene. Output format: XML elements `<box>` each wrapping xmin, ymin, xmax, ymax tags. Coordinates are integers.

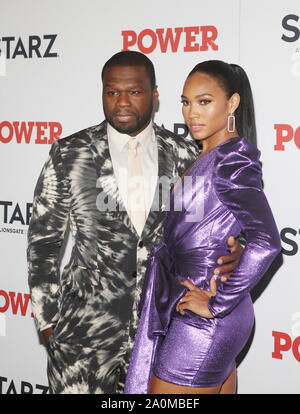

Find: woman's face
<box><xmin>181</xmin><ymin>72</ymin><xmax>239</xmax><ymax>144</ymax></box>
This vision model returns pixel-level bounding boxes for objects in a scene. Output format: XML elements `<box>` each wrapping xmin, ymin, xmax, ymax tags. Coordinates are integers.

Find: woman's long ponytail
<box><xmin>230</xmin><ymin>63</ymin><xmax>256</xmax><ymax>146</ymax></box>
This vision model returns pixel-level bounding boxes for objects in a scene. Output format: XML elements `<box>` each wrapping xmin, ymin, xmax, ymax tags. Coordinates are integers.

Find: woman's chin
<box><xmin>189</xmin><ymin>131</ymin><xmax>206</xmax><ymax>141</ymax></box>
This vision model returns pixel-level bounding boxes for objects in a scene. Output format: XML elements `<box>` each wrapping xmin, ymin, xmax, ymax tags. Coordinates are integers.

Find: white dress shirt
<box><xmin>107</xmin><ymin>122</ymin><xmax>158</xmax><ymax>219</ymax></box>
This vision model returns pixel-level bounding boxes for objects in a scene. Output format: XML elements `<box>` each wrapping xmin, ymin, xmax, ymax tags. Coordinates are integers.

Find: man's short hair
<box><xmin>101</xmin><ymin>51</ymin><xmax>156</xmax><ymax>89</ymax></box>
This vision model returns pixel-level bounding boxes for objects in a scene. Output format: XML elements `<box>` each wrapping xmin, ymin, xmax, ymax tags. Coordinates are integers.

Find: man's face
<box><xmin>102</xmin><ymin>65</ymin><xmax>158</xmax><ymax>136</ymax></box>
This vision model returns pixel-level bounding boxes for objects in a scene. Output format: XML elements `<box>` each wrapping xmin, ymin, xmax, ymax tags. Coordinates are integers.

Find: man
<box><xmin>27</xmin><ymin>51</ymin><xmax>243</xmax><ymax>394</ymax></box>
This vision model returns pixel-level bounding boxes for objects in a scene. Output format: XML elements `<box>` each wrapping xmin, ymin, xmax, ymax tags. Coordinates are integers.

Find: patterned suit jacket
<box><xmin>27</xmin><ymin>120</ymin><xmax>199</xmax><ymax>351</ymax></box>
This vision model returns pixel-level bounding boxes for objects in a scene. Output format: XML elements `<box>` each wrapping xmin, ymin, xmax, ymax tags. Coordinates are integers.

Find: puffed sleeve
<box><xmin>27</xmin><ymin>140</ymin><xmax>71</xmax><ymax>331</ymax></box>
<box><xmin>208</xmin><ymin>138</ymin><xmax>281</xmax><ymax>318</ymax></box>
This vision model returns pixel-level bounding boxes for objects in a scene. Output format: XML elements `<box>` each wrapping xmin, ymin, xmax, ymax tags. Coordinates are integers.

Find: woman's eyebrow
<box><xmin>181</xmin><ymin>93</ymin><xmax>214</xmax><ymax>98</ymax></box>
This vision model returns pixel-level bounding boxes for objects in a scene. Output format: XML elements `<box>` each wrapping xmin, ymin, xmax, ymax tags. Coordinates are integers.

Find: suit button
<box><xmin>138</xmin><ymin>241</ymin><xmax>144</xmax><ymax>248</ymax></box>
<box><xmin>132</xmin><ymin>271</ymin><xmax>137</xmax><ymax>278</ymax></box>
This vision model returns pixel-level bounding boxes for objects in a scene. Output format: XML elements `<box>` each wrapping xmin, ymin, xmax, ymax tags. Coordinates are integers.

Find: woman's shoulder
<box><xmin>213</xmin><ymin>137</ymin><xmax>262</xmax><ymax>190</ymax></box>
<box><xmin>215</xmin><ymin>136</ymin><xmax>260</xmax><ymax>161</ymax></box>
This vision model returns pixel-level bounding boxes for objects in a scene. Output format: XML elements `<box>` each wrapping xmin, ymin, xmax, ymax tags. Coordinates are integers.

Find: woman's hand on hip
<box><xmin>176</xmin><ymin>278</ymin><xmax>217</xmax><ymax>318</ymax></box>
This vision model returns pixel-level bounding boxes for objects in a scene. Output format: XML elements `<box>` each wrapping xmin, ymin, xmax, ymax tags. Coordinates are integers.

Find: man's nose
<box><xmin>116</xmin><ymin>92</ymin><xmax>130</xmax><ymax>107</ymax></box>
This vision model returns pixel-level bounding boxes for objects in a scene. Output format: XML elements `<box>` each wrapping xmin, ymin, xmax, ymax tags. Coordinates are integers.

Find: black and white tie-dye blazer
<box><xmin>27</xmin><ymin>120</ymin><xmax>199</xmax><ymax>351</ymax></box>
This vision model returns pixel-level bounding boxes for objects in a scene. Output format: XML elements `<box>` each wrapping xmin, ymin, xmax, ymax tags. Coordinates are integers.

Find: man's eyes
<box><xmin>106</xmin><ymin>90</ymin><xmax>142</xmax><ymax>96</ymax></box>
<box><xmin>106</xmin><ymin>91</ymin><xmax>119</xmax><ymax>96</ymax></box>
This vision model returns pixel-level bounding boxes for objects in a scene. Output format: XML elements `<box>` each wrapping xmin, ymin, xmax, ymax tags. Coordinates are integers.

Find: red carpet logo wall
<box><xmin>272</xmin><ymin>331</ymin><xmax>300</xmax><ymax>363</ymax></box>
<box><xmin>0</xmin><ymin>201</ymin><xmax>32</xmax><ymax>235</ymax></box>
<box><xmin>280</xmin><ymin>227</ymin><xmax>300</xmax><ymax>256</ymax></box>
<box><xmin>0</xmin><ymin>35</ymin><xmax>58</xmax><ymax>59</ymax></box>
<box><xmin>281</xmin><ymin>14</ymin><xmax>300</xmax><ymax>78</ymax></box>
<box><xmin>0</xmin><ymin>289</ymin><xmax>33</xmax><ymax>318</ymax></box>
<box><xmin>0</xmin><ymin>0</ymin><xmax>299</xmax><ymax>394</ymax></box>
<box><xmin>274</xmin><ymin>124</ymin><xmax>300</xmax><ymax>151</ymax></box>
<box><xmin>122</xmin><ymin>26</ymin><xmax>218</xmax><ymax>53</ymax></box>
<box><xmin>0</xmin><ymin>122</ymin><xmax>62</xmax><ymax>144</ymax></box>
<box><xmin>0</xmin><ymin>377</ymin><xmax>48</xmax><ymax>394</ymax></box>
<box><xmin>281</xmin><ymin>14</ymin><xmax>300</xmax><ymax>43</ymax></box>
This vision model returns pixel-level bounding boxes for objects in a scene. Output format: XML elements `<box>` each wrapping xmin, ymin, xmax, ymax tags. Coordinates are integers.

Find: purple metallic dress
<box><xmin>124</xmin><ymin>137</ymin><xmax>281</xmax><ymax>393</ymax></box>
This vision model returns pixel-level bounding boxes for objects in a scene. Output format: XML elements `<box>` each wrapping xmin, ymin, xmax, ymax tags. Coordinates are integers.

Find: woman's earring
<box><xmin>227</xmin><ymin>113</ymin><xmax>235</xmax><ymax>132</ymax></box>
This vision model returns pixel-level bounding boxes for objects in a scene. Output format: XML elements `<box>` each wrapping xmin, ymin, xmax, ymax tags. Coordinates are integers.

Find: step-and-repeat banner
<box><xmin>0</xmin><ymin>0</ymin><xmax>299</xmax><ymax>394</ymax></box>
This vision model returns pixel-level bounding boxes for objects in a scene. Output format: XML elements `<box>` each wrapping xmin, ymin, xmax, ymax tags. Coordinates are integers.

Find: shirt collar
<box><xmin>107</xmin><ymin>121</ymin><xmax>155</xmax><ymax>152</ymax></box>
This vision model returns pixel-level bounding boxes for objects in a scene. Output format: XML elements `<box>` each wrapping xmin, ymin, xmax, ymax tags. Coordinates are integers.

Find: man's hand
<box><xmin>42</xmin><ymin>327</ymin><xmax>53</xmax><ymax>346</ymax></box>
<box><xmin>214</xmin><ymin>235</ymin><xmax>244</xmax><ymax>282</ymax></box>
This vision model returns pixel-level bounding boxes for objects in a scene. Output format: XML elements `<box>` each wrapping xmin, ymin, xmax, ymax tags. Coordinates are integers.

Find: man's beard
<box><xmin>105</xmin><ymin>106</ymin><xmax>153</xmax><ymax>136</ymax></box>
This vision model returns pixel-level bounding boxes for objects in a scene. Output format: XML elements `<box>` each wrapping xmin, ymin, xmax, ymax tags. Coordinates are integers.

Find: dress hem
<box><xmin>152</xmin><ymin>367</ymin><xmax>232</xmax><ymax>389</ymax></box>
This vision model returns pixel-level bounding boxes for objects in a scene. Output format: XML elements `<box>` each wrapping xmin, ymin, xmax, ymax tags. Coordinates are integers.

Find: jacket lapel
<box><xmin>88</xmin><ymin>121</ymin><xmax>139</xmax><ymax>237</ymax></box>
<box><xmin>141</xmin><ymin>124</ymin><xmax>178</xmax><ymax>240</ymax></box>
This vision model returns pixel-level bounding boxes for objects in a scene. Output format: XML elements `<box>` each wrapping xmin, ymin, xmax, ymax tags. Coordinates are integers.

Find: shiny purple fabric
<box><xmin>124</xmin><ymin>137</ymin><xmax>281</xmax><ymax>393</ymax></box>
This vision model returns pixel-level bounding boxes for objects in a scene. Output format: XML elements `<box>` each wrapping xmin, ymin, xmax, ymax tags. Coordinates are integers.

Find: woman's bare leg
<box><xmin>219</xmin><ymin>369</ymin><xmax>237</xmax><ymax>394</ymax></box>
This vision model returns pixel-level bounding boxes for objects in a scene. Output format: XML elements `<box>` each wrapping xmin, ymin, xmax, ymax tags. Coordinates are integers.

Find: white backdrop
<box><xmin>0</xmin><ymin>0</ymin><xmax>299</xmax><ymax>394</ymax></box>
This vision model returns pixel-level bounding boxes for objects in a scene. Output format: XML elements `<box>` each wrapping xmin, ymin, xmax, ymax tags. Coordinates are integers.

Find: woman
<box><xmin>124</xmin><ymin>60</ymin><xmax>281</xmax><ymax>394</ymax></box>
